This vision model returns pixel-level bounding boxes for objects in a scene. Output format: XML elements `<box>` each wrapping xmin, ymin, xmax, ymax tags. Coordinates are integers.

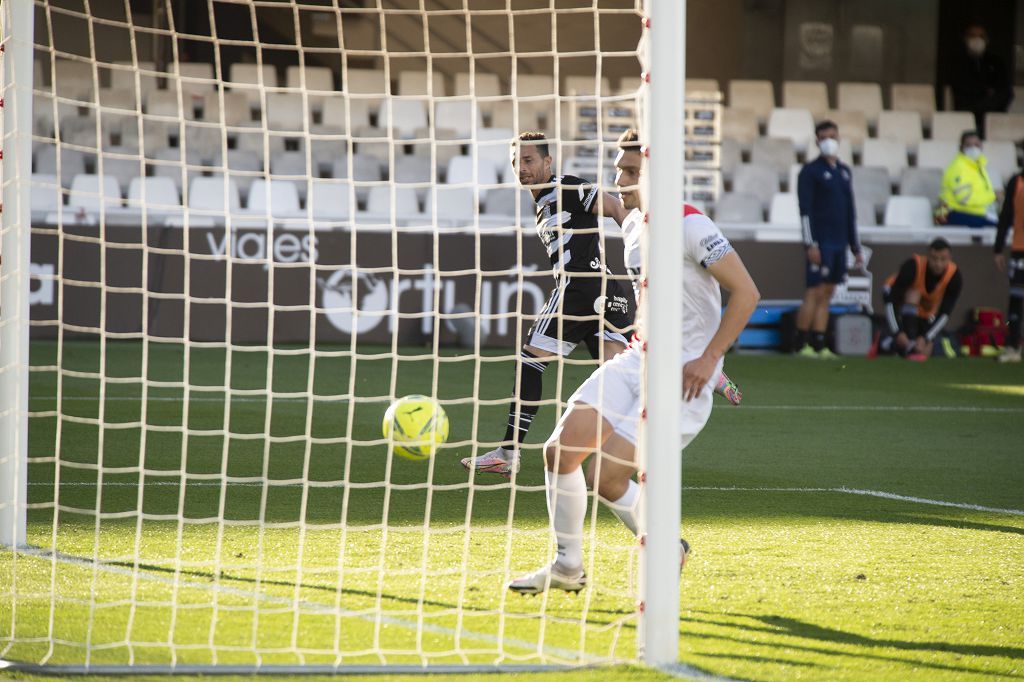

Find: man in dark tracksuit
<box><xmin>794</xmin><ymin>120</ymin><xmax>864</xmax><ymax>358</ymax></box>
<box><xmin>994</xmin><ymin>171</ymin><xmax>1024</xmax><ymax>362</ymax></box>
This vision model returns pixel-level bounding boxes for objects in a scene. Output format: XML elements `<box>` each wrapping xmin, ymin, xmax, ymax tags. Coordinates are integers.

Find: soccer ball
<box><xmin>382</xmin><ymin>395</ymin><xmax>450</xmax><ymax>461</ymax></box>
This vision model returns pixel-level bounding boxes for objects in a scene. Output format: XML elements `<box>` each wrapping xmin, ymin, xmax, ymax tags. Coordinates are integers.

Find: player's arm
<box><xmin>884</xmin><ymin>258</ymin><xmax>917</xmax><ymax>335</ymax></box>
<box><xmin>682</xmin><ymin>251</ymin><xmax>760</xmax><ymax>401</ymax></box>
<box><xmin>923</xmin><ymin>270</ymin><xmax>963</xmax><ymax>343</ymax></box>
<box><xmin>593</xmin><ymin>190</ymin><xmax>627</xmax><ymax>225</ymax></box>
<box><xmin>797</xmin><ymin>167</ymin><xmax>820</xmax><ymax>264</ymax></box>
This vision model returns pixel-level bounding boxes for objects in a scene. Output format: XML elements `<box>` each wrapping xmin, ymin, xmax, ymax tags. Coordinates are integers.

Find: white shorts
<box><xmin>563</xmin><ymin>345</ymin><xmax>713</xmax><ymax>447</ymax></box>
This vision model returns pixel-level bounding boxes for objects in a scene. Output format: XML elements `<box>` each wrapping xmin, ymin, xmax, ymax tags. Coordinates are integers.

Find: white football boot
<box><xmin>508</xmin><ymin>562</ymin><xmax>587</xmax><ymax>595</ymax></box>
<box><xmin>461</xmin><ymin>446</ymin><xmax>521</xmax><ymax>478</ymax></box>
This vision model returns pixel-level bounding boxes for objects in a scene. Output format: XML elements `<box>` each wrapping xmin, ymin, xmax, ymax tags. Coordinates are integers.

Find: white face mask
<box><xmin>964</xmin><ymin>145</ymin><xmax>983</xmax><ymax>160</ymax></box>
<box><xmin>967</xmin><ymin>37</ymin><xmax>987</xmax><ymax>55</ymax></box>
<box><xmin>818</xmin><ymin>138</ymin><xmax>840</xmax><ymax>158</ymax></box>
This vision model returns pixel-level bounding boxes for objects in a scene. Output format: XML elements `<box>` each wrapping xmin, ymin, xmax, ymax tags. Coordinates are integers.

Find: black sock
<box><xmin>811</xmin><ymin>332</ymin><xmax>826</xmax><ymax>352</ymax></box>
<box><xmin>1009</xmin><ymin>292</ymin><xmax>1023</xmax><ymax>348</ymax></box>
<box><xmin>795</xmin><ymin>329</ymin><xmax>809</xmax><ymax>350</ymax></box>
<box><xmin>502</xmin><ymin>350</ymin><xmax>549</xmax><ymax>446</ymax></box>
<box><xmin>903</xmin><ymin>315</ymin><xmax>920</xmax><ymax>344</ymax></box>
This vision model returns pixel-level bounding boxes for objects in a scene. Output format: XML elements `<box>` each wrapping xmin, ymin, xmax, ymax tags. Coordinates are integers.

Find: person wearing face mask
<box><xmin>950</xmin><ymin>23</ymin><xmax>1013</xmax><ymax>137</ymax></box>
<box><xmin>793</xmin><ymin>120</ymin><xmax>863</xmax><ymax>358</ymax></box>
<box><xmin>938</xmin><ymin>131</ymin><xmax>998</xmax><ymax>229</ymax></box>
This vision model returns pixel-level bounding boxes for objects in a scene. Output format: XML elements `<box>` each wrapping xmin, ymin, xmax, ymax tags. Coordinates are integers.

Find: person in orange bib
<box><xmin>994</xmin><ymin>171</ymin><xmax>1024</xmax><ymax>363</ymax></box>
<box><xmin>879</xmin><ymin>238</ymin><xmax>964</xmax><ymax>361</ymax></box>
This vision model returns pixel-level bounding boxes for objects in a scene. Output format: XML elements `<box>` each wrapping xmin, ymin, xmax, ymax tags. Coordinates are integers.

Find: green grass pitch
<box><xmin>2</xmin><ymin>340</ymin><xmax>1023</xmax><ymax>681</ymax></box>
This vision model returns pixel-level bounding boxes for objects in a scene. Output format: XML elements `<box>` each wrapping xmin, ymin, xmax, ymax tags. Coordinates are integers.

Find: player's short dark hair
<box><xmin>815</xmin><ymin>120</ymin><xmax>838</xmax><ymax>137</ymax></box>
<box><xmin>617</xmin><ymin>128</ymin><xmax>641</xmax><ymax>154</ymax></box>
<box><xmin>929</xmin><ymin>237</ymin><xmax>952</xmax><ymax>252</ymax></box>
<box><xmin>960</xmin><ymin>130</ymin><xmax>981</xmax><ymax>147</ymax></box>
<box><xmin>513</xmin><ymin>131</ymin><xmax>550</xmax><ymax>158</ymax></box>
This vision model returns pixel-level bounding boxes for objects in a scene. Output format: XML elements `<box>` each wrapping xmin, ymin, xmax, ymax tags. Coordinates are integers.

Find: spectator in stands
<box><xmin>938</xmin><ymin>131</ymin><xmax>998</xmax><ymax>228</ymax></box>
<box><xmin>876</xmin><ymin>238</ymin><xmax>963</xmax><ymax>361</ymax></box>
<box><xmin>994</xmin><ymin>171</ymin><xmax>1024</xmax><ymax>363</ymax></box>
<box><xmin>950</xmin><ymin>23</ymin><xmax>1013</xmax><ymax>137</ymax></box>
<box><xmin>793</xmin><ymin>120</ymin><xmax>863</xmax><ymax>358</ymax></box>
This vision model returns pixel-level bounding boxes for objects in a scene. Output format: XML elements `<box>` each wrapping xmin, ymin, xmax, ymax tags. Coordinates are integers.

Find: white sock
<box><xmin>604</xmin><ymin>479</ymin><xmax>640</xmax><ymax>536</ymax></box>
<box><xmin>545</xmin><ymin>468</ymin><xmax>587</xmax><ymax>572</ymax></box>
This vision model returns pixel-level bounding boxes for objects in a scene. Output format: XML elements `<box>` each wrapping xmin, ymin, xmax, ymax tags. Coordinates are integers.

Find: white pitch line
<box><xmin>27</xmin><ymin>482</ymin><xmax>1024</xmax><ymax>517</ymax></box>
<box><xmin>13</xmin><ymin>545</ymin><xmax>606</xmax><ymax>666</ymax></box>
<box><xmin>737</xmin><ymin>405</ymin><xmax>1024</xmax><ymax>413</ymax></box>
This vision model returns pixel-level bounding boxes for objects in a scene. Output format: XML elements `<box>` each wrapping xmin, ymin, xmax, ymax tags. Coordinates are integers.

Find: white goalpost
<box><xmin>1</xmin><ymin>0</ymin><xmax>693</xmax><ymax>674</ymax></box>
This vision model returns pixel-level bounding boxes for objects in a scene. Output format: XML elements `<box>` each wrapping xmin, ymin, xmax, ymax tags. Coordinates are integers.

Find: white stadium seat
<box><xmin>916</xmin><ymin>140</ymin><xmax>958</xmax><ymax>171</ymax></box>
<box><xmin>188</xmin><ymin>176</ymin><xmax>241</xmax><ymax>213</ymax></box>
<box><xmin>836</xmin><ymin>82</ymin><xmax>884</xmax><ymax>128</ymax></box>
<box><xmin>852</xmin><ymin>165</ymin><xmax>893</xmax><ymax>213</ymax></box>
<box><xmin>483</xmin><ymin>187</ymin><xmax>533</xmax><ymax>216</ymax></box>
<box><xmin>563</xmin><ymin>75</ymin><xmax>611</xmax><ymax>96</ymax></box>
<box><xmin>265</xmin><ymin>93</ymin><xmax>310</xmax><ymax>132</ymax></box>
<box><xmin>861</xmin><ymin>139</ymin><xmax>908</xmax><ymax>184</ymax></box>
<box><xmin>445</xmin><ymin>155</ymin><xmax>499</xmax><ymax>200</ymax></box>
<box><xmin>751</xmin><ymin>137</ymin><xmax>796</xmax><ymax>181</ymax></box>
<box><xmin>930</xmin><ymin>111</ymin><xmax>976</xmax><ymax>142</ymax></box>
<box><xmin>309</xmin><ymin>179</ymin><xmax>353</xmax><ymax>221</ymax></box>
<box><xmin>425</xmin><ymin>186</ymin><xmax>477</xmax><ymax>225</ymax></box>
<box><xmin>378</xmin><ymin>98</ymin><xmax>429</xmax><ymax>138</ymax></box>
<box><xmin>732</xmin><ymin>163</ymin><xmax>778</xmax><ymax>208</ymax></box>
<box><xmin>782</xmin><ymin>80</ymin><xmax>829</xmax><ymax>120</ymax></box>
<box><xmin>398</xmin><ymin>70</ymin><xmax>447</xmax><ymax>97</ymax></box>
<box><xmin>877</xmin><ymin>110</ymin><xmax>923</xmax><ymax>153</ymax></box>
<box><xmin>285</xmin><ymin>65</ymin><xmax>334</xmax><ymax>92</ymax></box>
<box><xmin>686</xmin><ymin>78</ymin><xmax>720</xmax><ymax>94</ymax></box>
<box><xmin>97</xmin><ymin>149</ymin><xmax>144</xmax><ymax>195</ymax></box>
<box><xmin>767</xmin><ymin>108</ymin><xmax>815</xmax><ymax>153</ymax></box>
<box><xmin>434</xmin><ymin>100</ymin><xmax>483</xmax><ymax>140</ymax></box>
<box><xmin>713</xmin><ymin>192</ymin><xmax>763</xmax><ymax>223</ymax></box>
<box><xmin>722</xmin><ymin>107</ymin><xmax>760</xmax><ymax>151</ymax></box>
<box><xmin>34</xmin><ymin>144</ymin><xmax>89</xmax><ymax>188</ymax></box>
<box><xmin>982</xmin><ymin>141</ymin><xmax>1019</xmax><ymax>185</ymax></box>
<box><xmin>728</xmin><ymin>79</ymin><xmax>775</xmax><ymax>125</ymax></box>
<box><xmin>202</xmin><ymin>90</ymin><xmax>255</xmax><ymax>126</ymax></box>
<box><xmin>768</xmin><ymin>192</ymin><xmax>800</xmax><ymax>225</ymax></box>
<box><xmin>68</xmin><ymin>173</ymin><xmax>121</xmax><ymax>211</ymax></box>
<box><xmin>173</xmin><ymin>62</ymin><xmax>215</xmax><ymax>99</ymax></box>
<box><xmin>823</xmin><ymin>109</ymin><xmax>868</xmax><ymax>152</ymax></box>
<box><xmin>984</xmin><ymin>113</ymin><xmax>1024</xmax><ymax>143</ymax></box>
<box><xmin>127</xmin><ymin>176</ymin><xmax>180</xmax><ymax>211</ymax></box>
<box><xmin>883</xmin><ymin>196</ymin><xmax>933</xmax><ymax>228</ymax></box>
<box><xmin>246</xmin><ymin>179</ymin><xmax>302</xmax><ymax>217</ymax></box>
<box><xmin>890</xmin><ymin>83</ymin><xmax>936</xmax><ymax>128</ymax></box>
<box><xmin>31</xmin><ymin>174</ymin><xmax>63</xmax><ymax>214</ymax></box>
<box><xmin>899</xmin><ymin>168</ymin><xmax>943</xmax><ymax>208</ymax></box>
<box><xmin>720</xmin><ymin>137</ymin><xmax>743</xmax><ymax>183</ymax></box>
<box><xmin>366</xmin><ymin>185</ymin><xmax>421</xmax><ymax>217</ymax></box>
<box><xmin>856</xmin><ymin>196</ymin><xmax>879</xmax><ymax>226</ymax></box>
<box><xmin>454</xmin><ymin>72</ymin><xmax>502</xmax><ymax>98</ymax></box>
<box><xmin>54</xmin><ymin>59</ymin><xmax>95</xmax><ymax>102</ymax></box>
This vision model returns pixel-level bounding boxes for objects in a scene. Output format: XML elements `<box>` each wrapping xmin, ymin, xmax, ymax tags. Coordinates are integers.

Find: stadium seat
<box><xmin>183</xmin><ymin>124</ymin><xmax>223</xmax><ymax>165</ymax></box>
<box><xmin>477</xmin><ymin>127</ymin><xmax>514</xmax><ymax>181</ymax></box>
<box><xmin>120</xmin><ymin>119</ymin><xmax>173</xmax><ymax>156</ymax></box>
<box><xmin>564</xmin><ymin>75</ymin><xmax>612</xmax><ymax>95</ymax></box>
<box><xmin>852</xmin><ymin>165</ymin><xmax>893</xmax><ymax>214</ymax></box>
<box><xmin>515</xmin><ymin>74</ymin><xmax>557</xmax><ymax>129</ymax></box>
<box><xmin>366</xmin><ymin>185</ymin><xmax>421</xmax><ymax>216</ymax></box>
<box><xmin>232</xmin><ymin>129</ymin><xmax>287</xmax><ymax>157</ymax></box>
<box><xmin>855</xmin><ymin>195</ymin><xmax>879</xmax><ymax>226</ymax></box>
<box><xmin>454</xmin><ymin>72</ymin><xmax>502</xmax><ymax>98</ymax></box>
<box><xmin>126</xmin><ymin>176</ymin><xmax>181</xmax><ymax>212</ymax></box>
<box><xmin>483</xmin><ymin>187</ymin><xmax>533</xmax><ymax>216</ymax></box>
<box><xmin>394</xmin><ymin>155</ymin><xmax>435</xmax><ymax>199</ymax></box>
<box><xmin>720</xmin><ymin>137</ymin><xmax>742</xmax><ymax>183</ymax></box>
<box><xmin>890</xmin><ymin>83</ymin><xmax>936</xmax><ymax>128</ymax></box>
<box><xmin>398</xmin><ymin>70</ymin><xmax>447</xmax><ymax>97</ymax></box>
<box><xmin>57</xmin><ymin>115</ymin><xmax>99</xmax><ymax>148</ymax></box>
<box><xmin>446</xmin><ymin>154</ymin><xmax>500</xmax><ymax>201</ymax></box>
<box><xmin>108</xmin><ymin>60</ymin><xmax>159</xmax><ymax>99</ymax></box>
<box><xmin>686</xmin><ymin>78</ymin><xmax>720</xmax><ymax>94</ymax></box>
<box><xmin>787</xmin><ymin>163</ymin><xmax>802</xmax><ymax>194</ymax></box>
<box><xmin>30</xmin><ymin>174</ymin><xmax>63</xmax><ymax>214</ymax></box>
<box><xmin>334</xmin><ymin>154</ymin><xmax>383</xmax><ymax>203</ymax></box>
<box><xmin>916</xmin><ymin>139</ymin><xmax>958</xmax><ymax>171</ymax></box>
<box><xmin>310</xmin><ymin>137</ymin><xmax>349</xmax><ymax>177</ymax></box>
<box><xmin>285</xmin><ymin>65</ymin><xmax>334</xmax><ymax>92</ymax></box>
<box><xmin>229</xmin><ymin>63</ymin><xmax>278</xmax><ymax>89</ymax></box>
<box><xmin>713</xmin><ymin>192</ymin><xmax>763</xmax><ymax>223</ymax></box>
<box><xmin>836</xmin><ymin>82</ymin><xmax>883</xmax><ymax>129</ymax></box>
<box><xmin>319</xmin><ymin>94</ymin><xmax>365</xmax><ymax>133</ymax></box>
<box><xmin>982</xmin><ymin>141</ymin><xmax>1018</xmax><ymax>186</ymax></box>
<box><xmin>149</xmin><ymin>147</ymin><xmax>188</xmax><ymax>193</ymax></box>
<box><xmin>751</xmin><ymin>137</ymin><xmax>796</xmax><ymax>181</ymax></box>
<box><xmin>269</xmin><ymin>150</ymin><xmax>309</xmax><ymax>177</ymax></box>
<box><xmin>266</xmin><ymin>93</ymin><xmax>310</xmax><ymax>132</ymax></box>
<box><xmin>54</xmin><ymin>59</ymin><xmax>95</xmax><ymax>102</ymax></box>
<box><xmin>146</xmin><ymin>91</ymin><xmax>184</xmax><ymax>118</ymax></box>
<box><xmin>173</xmin><ymin>62</ymin><xmax>215</xmax><ymax>99</ymax></box>
<box><xmin>984</xmin><ymin>113</ymin><xmax>1024</xmax><ymax>143</ymax></box>
<box><xmin>728</xmin><ymin>79</ymin><xmax>775</xmax><ymax>125</ymax></box>
<box><xmin>34</xmin><ymin>144</ymin><xmax>89</xmax><ymax>188</ymax></box>
<box><xmin>732</xmin><ymin>163</ymin><xmax>778</xmax><ymax>208</ymax></box>
<box><xmin>222</xmin><ymin>148</ymin><xmax>263</xmax><ymax>195</ymax></box>
<box><xmin>345</xmin><ymin>68</ymin><xmax>389</xmax><ymax>111</ymax></box>
<box><xmin>768</xmin><ymin>192</ymin><xmax>800</xmax><ymax>225</ymax></box>
<box><xmin>308</xmin><ymin>179</ymin><xmax>353</xmax><ymax>221</ymax></box>
<box><xmin>899</xmin><ymin>168</ymin><xmax>943</xmax><ymax>208</ymax></box>
<box><xmin>99</xmin><ymin>88</ymin><xmax>139</xmax><ymax>113</ymax></box>
<box><xmin>782</xmin><ymin>81</ymin><xmax>829</xmax><ymax>120</ymax></box>
<box><xmin>823</xmin><ymin>109</ymin><xmax>868</xmax><ymax>152</ymax></box>
<box><xmin>722</xmin><ymin>107</ymin><xmax>760</xmax><ymax>151</ymax></box>
<box><xmin>930</xmin><ymin>111</ymin><xmax>976</xmax><ymax>142</ymax></box>
<box><xmin>68</xmin><ymin>173</ymin><xmax>121</xmax><ymax>211</ymax></box>
<box><xmin>202</xmin><ymin>91</ymin><xmax>253</xmax><ymax>126</ymax></box>
<box><xmin>188</xmin><ymin>176</ymin><xmax>241</xmax><ymax>213</ymax></box>
<box><xmin>425</xmin><ymin>186</ymin><xmax>477</xmax><ymax>224</ymax></box>
<box><xmin>378</xmin><ymin>98</ymin><xmax>429</xmax><ymax>138</ymax></box>
<box><xmin>767</xmin><ymin>108</ymin><xmax>815</xmax><ymax>153</ymax></box>
<box><xmin>97</xmin><ymin>149</ymin><xmax>143</xmax><ymax>195</ymax></box>
<box><xmin>434</xmin><ymin>100</ymin><xmax>483</xmax><ymax>140</ymax></box>
<box><xmin>246</xmin><ymin>178</ymin><xmax>302</xmax><ymax>217</ymax></box>
<box><xmin>33</xmin><ymin>94</ymin><xmax>56</xmax><ymax>137</ymax></box>
<box><xmin>883</xmin><ymin>195</ymin><xmax>933</xmax><ymax>228</ymax></box>
<box><xmin>861</xmin><ymin>139</ymin><xmax>908</xmax><ymax>184</ymax></box>
<box><xmin>877</xmin><ymin>110</ymin><xmax>923</xmax><ymax>153</ymax></box>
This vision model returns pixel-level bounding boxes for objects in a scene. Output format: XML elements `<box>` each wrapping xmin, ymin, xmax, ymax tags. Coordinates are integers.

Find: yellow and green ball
<box><xmin>382</xmin><ymin>395</ymin><xmax>449</xmax><ymax>461</ymax></box>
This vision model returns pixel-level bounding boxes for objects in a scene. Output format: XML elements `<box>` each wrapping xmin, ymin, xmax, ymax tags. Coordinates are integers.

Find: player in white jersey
<box><xmin>615</xmin><ymin>130</ymin><xmax>744</xmax><ymax>406</ymax></box>
<box><xmin>509</xmin><ymin>130</ymin><xmax>761</xmax><ymax>595</ymax></box>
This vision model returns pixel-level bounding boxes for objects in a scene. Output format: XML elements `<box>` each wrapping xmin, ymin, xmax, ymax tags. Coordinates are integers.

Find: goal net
<box><xmin>1</xmin><ymin>0</ymin><xmax>696</xmax><ymax>673</ymax></box>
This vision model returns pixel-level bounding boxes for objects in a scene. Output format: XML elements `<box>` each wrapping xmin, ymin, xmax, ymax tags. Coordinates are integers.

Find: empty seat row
<box><xmin>716</xmin><ymin>191</ymin><xmax>942</xmax><ymax>230</ymax></box>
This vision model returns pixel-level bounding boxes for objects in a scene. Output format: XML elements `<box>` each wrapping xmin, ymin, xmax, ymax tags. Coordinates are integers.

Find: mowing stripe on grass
<box><xmin>12</xmin><ymin>545</ymin><xmax>608</xmax><ymax>666</ymax></box>
<box><xmin>28</xmin><ymin>396</ymin><xmax>1024</xmax><ymax>413</ymax></box>
<box><xmin>27</xmin><ymin>481</ymin><xmax>1024</xmax><ymax>516</ymax></box>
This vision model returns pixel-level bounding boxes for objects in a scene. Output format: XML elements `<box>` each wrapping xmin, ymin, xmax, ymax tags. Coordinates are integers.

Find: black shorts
<box><xmin>526</xmin><ymin>273</ymin><xmax>635</xmax><ymax>357</ymax></box>
<box><xmin>1008</xmin><ymin>250</ymin><xmax>1024</xmax><ymax>294</ymax></box>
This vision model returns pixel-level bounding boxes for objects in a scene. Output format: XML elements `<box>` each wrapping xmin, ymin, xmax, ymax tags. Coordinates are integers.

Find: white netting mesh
<box><xmin>0</xmin><ymin>0</ymin><xmax>688</xmax><ymax>670</ymax></box>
